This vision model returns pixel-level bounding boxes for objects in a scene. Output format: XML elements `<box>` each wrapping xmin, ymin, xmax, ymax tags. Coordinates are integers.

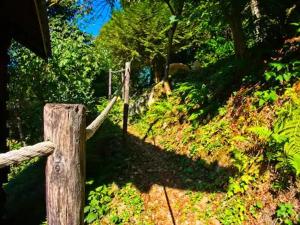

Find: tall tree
<box><xmin>8</xmin><ymin>2</ymin><xmax>102</xmax><ymax>142</ymax></box>
<box><xmin>219</xmin><ymin>0</ymin><xmax>248</xmax><ymax>59</ymax></box>
<box><xmin>161</xmin><ymin>0</ymin><xmax>185</xmax><ymax>94</ymax></box>
<box><xmin>97</xmin><ymin>0</ymin><xmax>171</xmax><ymax>85</ymax></box>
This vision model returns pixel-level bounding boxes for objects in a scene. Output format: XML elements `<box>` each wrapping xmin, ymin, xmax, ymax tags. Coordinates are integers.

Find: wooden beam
<box><xmin>44</xmin><ymin>104</ymin><xmax>86</xmax><ymax>225</ymax></box>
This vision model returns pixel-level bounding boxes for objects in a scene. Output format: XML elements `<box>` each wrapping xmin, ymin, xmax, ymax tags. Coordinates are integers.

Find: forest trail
<box><xmin>121</xmin><ymin>126</ymin><xmax>216</xmax><ymax>225</ymax></box>
<box><xmin>127</xmin><ymin>127</ymin><xmax>191</xmax><ymax>225</ymax></box>
<box><xmin>4</xmin><ymin>122</ymin><xmax>224</xmax><ymax>225</ymax></box>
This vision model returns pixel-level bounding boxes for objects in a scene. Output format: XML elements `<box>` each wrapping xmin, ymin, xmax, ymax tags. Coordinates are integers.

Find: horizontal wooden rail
<box><xmin>86</xmin><ymin>96</ymin><xmax>118</xmax><ymax>140</ymax></box>
<box><xmin>0</xmin><ymin>61</ymin><xmax>130</xmax><ymax>225</ymax></box>
<box><xmin>0</xmin><ymin>141</ymin><xmax>55</xmax><ymax>168</ymax></box>
<box><xmin>0</xmin><ymin>95</ymin><xmax>121</xmax><ymax>168</ymax></box>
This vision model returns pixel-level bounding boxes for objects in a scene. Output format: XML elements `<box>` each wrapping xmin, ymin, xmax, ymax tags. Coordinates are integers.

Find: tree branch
<box><xmin>163</xmin><ymin>0</ymin><xmax>176</xmax><ymax>15</ymax></box>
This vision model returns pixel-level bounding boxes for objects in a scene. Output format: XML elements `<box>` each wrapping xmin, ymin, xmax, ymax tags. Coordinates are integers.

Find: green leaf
<box><xmin>85</xmin><ymin>212</ymin><xmax>98</xmax><ymax>223</ymax></box>
<box><xmin>259</xmin><ymin>99</ymin><xmax>265</xmax><ymax>107</ymax></box>
<box><xmin>169</xmin><ymin>15</ymin><xmax>178</xmax><ymax>24</ymax></box>
<box><xmin>264</xmin><ymin>71</ymin><xmax>275</xmax><ymax>81</ymax></box>
<box><xmin>269</xmin><ymin>62</ymin><xmax>285</xmax><ymax>71</ymax></box>
<box><xmin>188</xmin><ymin>113</ymin><xmax>199</xmax><ymax>121</ymax></box>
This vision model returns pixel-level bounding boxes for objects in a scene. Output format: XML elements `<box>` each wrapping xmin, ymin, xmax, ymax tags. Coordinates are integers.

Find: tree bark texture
<box><xmin>153</xmin><ymin>57</ymin><xmax>164</xmax><ymax>84</ymax></box>
<box><xmin>221</xmin><ymin>0</ymin><xmax>247</xmax><ymax>59</ymax></box>
<box><xmin>162</xmin><ymin>0</ymin><xmax>185</xmax><ymax>95</ymax></box>
<box><xmin>44</xmin><ymin>104</ymin><xmax>86</xmax><ymax>225</ymax></box>
<box><xmin>163</xmin><ymin>22</ymin><xmax>177</xmax><ymax>95</ymax></box>
<box><xmin>250</xmin><ymin>0</ymin><xmax>264</xmax><ymax>42</ymax></box>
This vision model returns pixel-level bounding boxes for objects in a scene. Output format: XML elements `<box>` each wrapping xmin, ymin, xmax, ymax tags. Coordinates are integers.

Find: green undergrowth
<box><xmin>84</xmin><ymin>183</ymin><xmax>146</xmax><ymax>225</ymax></box>
<box><xmin>5</xmin><ymin>47</ymin><xmax>300</xmax><ymax>225</ymax></box>
<box><xmin>131</xmin><ymin>47</ymin><xmax>300</xmax><ymax>224</ymax></box>
<box><xmin>83</xmin><ymin>113</ymin><xmax>152</xmax><ymax>225</ymax></box>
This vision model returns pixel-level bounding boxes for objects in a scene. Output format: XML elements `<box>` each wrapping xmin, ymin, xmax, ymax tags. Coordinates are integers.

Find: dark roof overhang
<box><xmin>0</xmin><ymin>0</ymin><xmax>51</xmax><ymax>59</ymax></box>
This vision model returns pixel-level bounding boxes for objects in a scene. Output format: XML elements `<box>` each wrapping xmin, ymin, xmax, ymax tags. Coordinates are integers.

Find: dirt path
<box><xmin>126</xmin><ymin>127</ymin><xmax>200</xmax><ymax>225</ymax></box>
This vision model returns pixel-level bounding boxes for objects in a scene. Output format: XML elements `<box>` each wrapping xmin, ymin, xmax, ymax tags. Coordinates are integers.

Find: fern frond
<box><xmin>248</xmin><ymin>126</ymin><xmax>272</xmax><ymax>141</ymax></box>
<box><xmin>288</xmin><ymin>154</ymin><xmax>300</xmax><ymax>176</ymax></box>
<box><xmin>275</xmin><ymin>107</ymin><xmax>300</xmax><ymax>176</ymax></box>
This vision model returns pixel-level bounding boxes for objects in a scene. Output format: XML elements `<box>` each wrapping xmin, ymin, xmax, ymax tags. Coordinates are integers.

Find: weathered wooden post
<box><xmin>123</xmin><ymin>62</ymin><xmax>131</xmax><ymax>137</ymax></box>
<box><xmin>108</xmin><ymin>69</ymin><xmax>112</xmax><ymax>99</ymax></box>
<box><xmin>44</xmin><ymin>104</ymin><xmax>86</xmax><ymax>225</ymax></box>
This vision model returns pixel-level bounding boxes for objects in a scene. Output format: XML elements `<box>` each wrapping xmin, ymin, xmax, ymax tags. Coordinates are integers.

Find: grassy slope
<box><xmin>82</xmin><ymin>41</ymin><xmax>300</xmax><ymax>224</ymax></box>
<box><xmin>128</xmin><ymin>43</ymin><xmax>300</xmax><ymax>224</ymax></box>
<box><xmin>131</xmin><ymin>87</ymin><xmax>300</xmax><ymax>224</ymax></box>
<box><xmin>4</xmin><ymin>43</ymin><xmax>300</xmax><ymax>225</ymax></box>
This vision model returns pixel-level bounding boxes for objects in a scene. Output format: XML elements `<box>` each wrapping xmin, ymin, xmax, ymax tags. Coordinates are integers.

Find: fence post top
<box><xmin>44</xmin><ymin>104</ymin><xmax>86</xmax><ymax>111</ymax></box>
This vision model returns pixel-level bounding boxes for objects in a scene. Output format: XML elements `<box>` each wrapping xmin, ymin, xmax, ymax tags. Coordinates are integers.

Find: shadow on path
<box><xmin>86</xmin><ymin>120</ymin><xmax>233</xmax><ymax>194</ymax></box>
<box><xmin>4</xmin><ymin>120</ymin><xmax>233</xmax><ymax>225</ymax></box>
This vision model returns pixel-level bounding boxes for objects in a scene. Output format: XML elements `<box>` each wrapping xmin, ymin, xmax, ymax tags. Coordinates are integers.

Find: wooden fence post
<box><xmin>123</xmin><ymin>62</ymin><xmax>130</xmax><ymax>137</ymax></box>
<box><xmin>44</xmin><ymin>104</ymin><xmax>86</xmax><ymax>225</ymax></box>
<box><xmin>108</xmin><ymin>69</ymin><xmax>112</xmax><ymax>99</ymax></box>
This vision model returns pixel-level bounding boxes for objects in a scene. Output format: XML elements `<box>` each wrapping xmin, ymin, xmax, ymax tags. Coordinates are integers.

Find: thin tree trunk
<box><xmin>162</xmin><ymin>0</ymin><xmax>185</xmax><ymax>95</ymax></box>
<box><xmin>162</xmin><ymin>22</ymin><xmax>177</xmax><ymax>95</ymax></box>
<box><xmin>153</xmin><ymin>57</ymin><xmax>164</xmax><ymax>84</ymax></box>
<box><xmin>152</xmin><ymin>62</ymin><xmax>159</xmax><ymax>83</ymax></box>
<box><xmin>16</xmin><ymin>114</ymin><xmax>26</xmax><ymax>146</ymax></box>
<box><xmin>250</xmin><ymin>0</ymin><xmax>261</xmax><ymax>22</ymax></box>
<box><xmin>227</xmin><ymin>6</ymin><xmax>247</xmax><ymax>59</ymax></box>
<box><xmin>250</xmin><ymin>0</ymin><xmax>264</xmax><ymax>42</ymax></box>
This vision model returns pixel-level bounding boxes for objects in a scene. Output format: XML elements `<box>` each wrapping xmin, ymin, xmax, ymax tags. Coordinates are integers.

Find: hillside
<box><xmin>81</xmin><ymin>41</ymin><xmax>300</xmax><ymax>225</ymax></box>
<box><xmin>2</xmin><ymin>0</ymin><xmax>300</xmax><ymax>224</ymax></box>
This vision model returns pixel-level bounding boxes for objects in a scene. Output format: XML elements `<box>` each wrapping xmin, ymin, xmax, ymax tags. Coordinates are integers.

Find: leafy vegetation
<box><xmin>274</xmin><ymin>100</ymin><xmax>300</xmax><ymax>176</ymax></box>
<box><xmin>275</xmin><ymin>203</ymin><xmax>299</xmax><ymax>225</ymax></box>
<box><xmin>84</xmin><ymin>184</ymin><xmax>114</xmax><ymax>223</ymax></box>
<box><xmin>84</xmin><ymin>182</ymin><xmax>146</xmax><ymax>224</ymax></box>
<box><xmin>3</xmin><ymin>0</ymin><xmax>300</xmax><ymax>224</ymax></box>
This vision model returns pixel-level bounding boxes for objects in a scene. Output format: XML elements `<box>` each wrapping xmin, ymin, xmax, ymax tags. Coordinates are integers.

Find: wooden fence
<box><xmin>0</xmin><ymin>62</ymin><xmax>131</xmax><ymax>225</ymax></box>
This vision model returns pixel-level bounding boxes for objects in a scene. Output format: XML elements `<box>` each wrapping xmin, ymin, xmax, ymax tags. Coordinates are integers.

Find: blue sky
<box><xmin>78</xmin><ymin>0</ymin><xmax>121</xmax><ymax>36</ymax></box>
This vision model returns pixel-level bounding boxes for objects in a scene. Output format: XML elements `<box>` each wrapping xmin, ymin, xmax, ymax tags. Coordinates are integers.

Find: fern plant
<box><xmin>274</xmin><ymin>107</ymin><xmax>300</xmax><ymax>176</ymax></box>
<box><xmin>248</xmin><ymin>98</ymin><xmax>300</xmax><ymax>176</ymax></box>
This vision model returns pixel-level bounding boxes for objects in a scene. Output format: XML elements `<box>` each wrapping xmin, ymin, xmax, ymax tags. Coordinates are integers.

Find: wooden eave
<box><xmin>0</xmin><ymin>0</ymin><xmax>51</xmax><ymax>59</ymax></box>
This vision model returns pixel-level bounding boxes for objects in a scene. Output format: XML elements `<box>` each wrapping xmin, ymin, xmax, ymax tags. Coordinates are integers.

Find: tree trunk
<box><xmin>250</xmin><ymin>0</ymin><xmax>264</xmax><ymax>42</ymax></box>
<box><xmin>162</xmin><ymin>0</ymin><xmax>185</xmax><ymax>95</ymax></box>
<box><xmin>16</xmin><ymin>113</ymin><xmax>26</xmax><ymax>147</ymax></box>
<box><xmin>226</xmin><ymin>4</ymin><xmax>247</xmax><ymax>59</ymax></box>
<box><xmin>162</xmin><ymin>23</ymin><xmax>177</xmax><ymax>95</ymax></box>
<box><xmin>154</xmin><ymin>68</ymin><xmax>160</xmax><ymax>83</ymax></box>
<box><xmin>152</xmin><ymin>57</ymin><xmax>164</xmax><ymax>84</ymax></box>
<box><xmin>152</xmin><ymin>62</ymin><xmax>160</xmax><ymax>83</ymax></box>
